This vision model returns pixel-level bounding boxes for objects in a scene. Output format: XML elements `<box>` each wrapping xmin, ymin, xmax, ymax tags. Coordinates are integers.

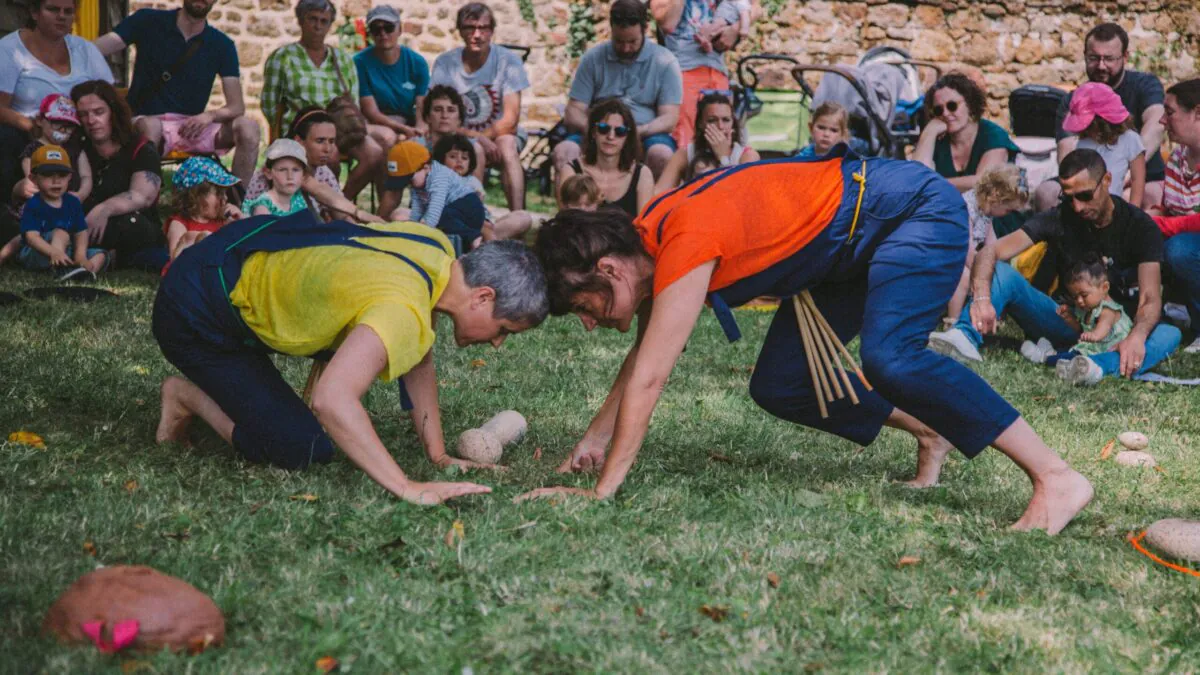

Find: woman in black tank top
<box><xmin>556</xmin><ymin>100</ymin><xmax>653</xmax><ymax>218</ymax></box>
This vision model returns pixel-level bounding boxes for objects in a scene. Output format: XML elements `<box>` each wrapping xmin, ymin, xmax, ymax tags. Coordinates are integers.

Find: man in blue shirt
<box><xmin>95</xmin><ymin>0</ymin><xmax>260</xmax><ymax>183</ymax></box>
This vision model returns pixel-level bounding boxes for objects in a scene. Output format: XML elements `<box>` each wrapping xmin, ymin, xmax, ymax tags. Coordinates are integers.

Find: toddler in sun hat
<box><xmin>15</xmin><ymin>94</ymin><xmax>92</xmax><ymax>204</ymax></box>
<box><xmin>164</xmin><ymin>157</ymin><xmax>244</xmax><ymax>265</ymax></box>
<box><xmin>1063</xmin><ymin>82</ymin><xmax>1147</xmax><ymax>206</ymax></box>
<box><xmin>244</xmin><ymin>139</ymin><xmax>311</xmax><ymax>217</ymax></box>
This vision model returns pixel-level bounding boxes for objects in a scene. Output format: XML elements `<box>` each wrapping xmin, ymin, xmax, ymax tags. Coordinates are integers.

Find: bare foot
<box><xmin>1010</xmin><ymin>468</ymin><xmax>1093</xmax><ymax>535</ymax></box>
<box><xmin>155</xmin><ymin>376</ymin><xmax>194</xmax><ymax>445</ymax></box>
<box><xmin>901</xmin><ymin>430</ymin><xmax>953</xmax><ymax>488</ymax></box>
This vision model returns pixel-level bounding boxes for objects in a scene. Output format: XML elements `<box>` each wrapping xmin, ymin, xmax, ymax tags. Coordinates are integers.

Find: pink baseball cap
<box><xmin>39</xmin><ymin>94</ymin><xmax>80</xmax><ymax>126</ymax></box>
<box><xmin>1062</xmin><ymin>82</ymin><xmax>1129</xmax><ymax>134</ymax></box>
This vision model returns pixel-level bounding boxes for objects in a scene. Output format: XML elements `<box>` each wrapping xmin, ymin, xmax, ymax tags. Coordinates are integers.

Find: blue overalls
<box><xmin>699</xmin><ymin>147</ymin><xmax>1020</xmax><ymax>457</ymax></box>
<box><xmin>152</xmin><ymin>211</ymin><xmax>448</xmax><ymax>469</ymax></box>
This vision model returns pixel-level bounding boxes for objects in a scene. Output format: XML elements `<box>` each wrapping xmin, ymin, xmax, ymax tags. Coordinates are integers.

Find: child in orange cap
<box><xmin>379</xmin><ymin>140</ymin><xmax>489</xmax><ymax>253</ymax></box>
<box><xmin>18</xmin><ymin>145</ymin><xmax>107</xmax><ymax>280</ymax></box>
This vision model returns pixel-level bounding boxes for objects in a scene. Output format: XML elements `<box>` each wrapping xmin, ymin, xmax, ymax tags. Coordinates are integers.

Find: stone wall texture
<box><xmin>130</xmin><ymin>0</ymin><xmax>1200</xmax><ymax>133</ymax></box>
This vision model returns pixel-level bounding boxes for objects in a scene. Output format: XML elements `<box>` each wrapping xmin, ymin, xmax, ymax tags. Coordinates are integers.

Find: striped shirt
<box><xmin>262</xmin><ymin>43</ymin><xmax>359</xmax><ymax>137</ymax></box>
<box><xmin>411</xmin><ymin>161</ymin><xmax>477</xmax><ymax>227</ymax></box>
<box><xmin>1163</xmin><ymin>146</ymin><xmax>1200</xmax><ymax>216</ymax></box>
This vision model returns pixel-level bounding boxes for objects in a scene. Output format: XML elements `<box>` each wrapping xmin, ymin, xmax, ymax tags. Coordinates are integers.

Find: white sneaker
<box><xmin>1185</xmin><ymin>337</ymin><xmax>1200</xmax><ymax>354</ymax></box>
<box><xmin>928</xmin><ymin>328</ymin><xmax>983</xmax><ymax>363</ymax></box>
<box><xmin>1057</xmin><ymin>355</ymin><xmax>1103</xmax><ymax>386</ymax></box>
<box><xmin>1020</xmin><ymin>337</ymin><xmax>1055</xmax><ymax>364</ymax></box>
<box><xmin>1163</xmin><ymin>302</ymin><xmax>1191</xmax><ymax>330</ymax></box>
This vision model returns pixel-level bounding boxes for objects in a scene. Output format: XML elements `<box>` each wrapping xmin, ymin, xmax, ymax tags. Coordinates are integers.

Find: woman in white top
<box><xmin>0</xmin><ymin>0</ymin><xmax>113</xmax><ymax>200</ymax></box>
<box><xmin>654</xmin><ymin>91</ymin><xmax>760</xmax><ymax>194</ymax></box>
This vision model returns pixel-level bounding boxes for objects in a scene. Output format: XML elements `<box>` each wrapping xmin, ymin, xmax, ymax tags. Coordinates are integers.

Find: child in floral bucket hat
<box><xmin>164</xmin><ymin>157</ymin><xmax>244</xmax><ymax>266</ymax></box>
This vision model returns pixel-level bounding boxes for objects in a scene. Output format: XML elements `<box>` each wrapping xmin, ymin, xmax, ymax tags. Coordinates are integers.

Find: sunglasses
<box><xmin>369</xmin><ymin>22</ymin><xmax>396</xmax><ymax>35</ymax></box>
<box><xmin>699</xmin><ymin>88</ymin><xmax>733</xmax><ymax>99</ymax></box>
<box><xmin>932</xmin><ymin>100</ymin><xmax>960</xmax><ymax>117</ymax></box>
<box><xmin>594</xmin><ymin>122</ymin><xmax>630</xmax><ymax>138</ymax></box>
<box><xmin>1060</xmin><ymin>182</ymin><xmax>1104</xmax><ymax>204</ymax></box>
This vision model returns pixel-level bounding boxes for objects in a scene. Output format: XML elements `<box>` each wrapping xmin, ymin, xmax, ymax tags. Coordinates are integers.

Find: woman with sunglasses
<box><xmin>556</xmin><ymin>99</ymin><xmax>653</xmax><ymax>218</ymax></box>
<box><xmin>654</xmin><ymin>91</ymin><xmax>760</xmax><ymax>193</ymax></box>
<box><xmin>354</xmin><ymin>5</ymin><xmax>429</xmax><ymax>148</ymax></box>
<box><xmin>913</xmin><ymin>73</ymin><xmax>1019</xmax><ymax>194</ymax></box>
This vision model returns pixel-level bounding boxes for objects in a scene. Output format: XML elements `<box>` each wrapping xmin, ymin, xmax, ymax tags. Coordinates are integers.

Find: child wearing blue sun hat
<box><xmin>164</xmin><ymin>157</ymin><xmax>244</xmax><ymax>266</ymax></box>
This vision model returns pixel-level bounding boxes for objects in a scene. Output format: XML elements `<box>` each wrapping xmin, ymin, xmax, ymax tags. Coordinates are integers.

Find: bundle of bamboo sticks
<box><xmin>791</xmin><ymin>291</ymin><xmax>873</xmax><ymax>419</ymax></box>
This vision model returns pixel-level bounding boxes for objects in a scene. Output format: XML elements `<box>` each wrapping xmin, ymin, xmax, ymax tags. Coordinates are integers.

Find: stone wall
<box><xmin>130</xmin><ymin>0</ymin><xmax>1200</xmax><ymax>133</ymax></box>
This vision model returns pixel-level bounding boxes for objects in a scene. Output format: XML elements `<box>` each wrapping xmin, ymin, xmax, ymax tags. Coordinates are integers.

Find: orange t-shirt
<box><xmin>635</xmin><ymin>157</ymin><xmax>846</xmax><ymax>296</ymax></box>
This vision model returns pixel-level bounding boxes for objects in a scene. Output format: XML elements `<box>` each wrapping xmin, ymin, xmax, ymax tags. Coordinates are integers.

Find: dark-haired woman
<box><xmin>72</xmin><ymin>80</ymin><xmax>166</xmax><ymax>270</ymax></box>
<box><xmin>913</xmin><ymin>73</ymin><xmax>1018</xmax><ymax>193</ymax></box>
<box><xmin>243</xmin><ymin>106</ymin><xmax>380</xmax><ymax>223</ymax></box>
<box><xmin>519</xmin><ymin>148</ymin><xmax>1093</xmax><ymax>537</ymax></box>
<box><xmin>654</xmin><ymin>91</ymin><xmax>760</xmax><ymax>192</ymax></box>
<box><xmin>556</xmin><ymin>99</ymin><xmax>653</xmax><ymax>218</ymax></box>
<box><xmin>0</xmin><ymin>0</ymin><xmax>112</xmax><ymax>201</ymax></box>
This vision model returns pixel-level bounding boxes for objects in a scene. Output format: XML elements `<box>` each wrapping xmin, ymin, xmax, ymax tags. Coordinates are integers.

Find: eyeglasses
<box><xmin>369</xmin><ymin>22</ymin><xmax>396</xmax><ymax>35</ymax></box>
<box><xmin>594</xmin><ymin>122</ymin><xmax>630</xmax><ymax>138</ymax></box>
<box><xmin>1060</xmin><ymin>182</ymin><xmax>1104</xmax><ymax>204</ymax></box>
<box><xmin>932</xmin><ymin>101</ymin><xmax>960</xmax><ymax>117</ymax></box>
<box><xmin>458</xmin><ymin>23</ymin><xmax>494</xmax><ymax>35</ymax></box>
<box><xmin>1085</xmin><ymin>54</ymin><xmax>1124</xmax><ymax>65</ymax></box>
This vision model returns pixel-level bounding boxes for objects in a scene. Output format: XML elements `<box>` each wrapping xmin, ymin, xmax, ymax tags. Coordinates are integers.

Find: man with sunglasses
<box><xmin>354</xmin><ymin>5</ymin><xmax>430</xmax><ymax>149</ymax></box>
<box><xmin>932</xmin><ymin>149</ymin><xmax>1181</xmax><ymax>384</ymax></box>
<box><xmin>94</xmin><ymin>0</ymin><xmax>260</xmax><ymax>184</ymax></box>
<box><xmin>552</xmin><ymin>0</ymin><xmax>683</xmax><ymax>180</ymax></box>
<box><xmin>430</xmin><ymin>2</ymin><xmax>529</xmax><ymax>211</ymax></box>
<box><xmin>1050</xmin><ymin>22</ymin><xmax>1166</xmax><ymax>211</ymax></box>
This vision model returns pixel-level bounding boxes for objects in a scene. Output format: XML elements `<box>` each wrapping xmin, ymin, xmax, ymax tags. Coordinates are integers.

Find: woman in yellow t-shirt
<box><xmin>151</xmin><ymin>210</ymin><xmax>548</xmax><ymax>505</ymax></box>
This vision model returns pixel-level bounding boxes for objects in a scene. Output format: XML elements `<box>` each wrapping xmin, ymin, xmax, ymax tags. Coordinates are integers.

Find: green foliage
<box><xmin>1130</xmin><ymin>42</ymin><xmax>1184</xmax><ymax>83</ymax></box>
<box><xmin>567</xmin><ymin>0</ymin><xmax>595</xmax><ymax>60</ymax></box>
<box><xmin>516</xmin><ymin>0</ymin><xmax>537</xmax><ymax>26</ymax></box>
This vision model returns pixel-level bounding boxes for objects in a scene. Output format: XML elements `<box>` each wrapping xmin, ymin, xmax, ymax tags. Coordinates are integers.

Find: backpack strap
<box><xmin>128</xmin><ymin>34</ymin><xmax>205</xmax><ymax>112</ymax></box>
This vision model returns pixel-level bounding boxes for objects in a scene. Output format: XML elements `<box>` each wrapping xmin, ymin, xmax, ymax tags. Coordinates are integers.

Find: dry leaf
<box><xmin>533</xmin><ymin>447</ymin><xmax>543</xmax><ymax>461</ymax></box>
<box><xmin>124</xmin><ymin>480</ymin><xmax>138</xmax><ymax>493</ymax></box>
<box><xmin>1033</xmin><ymin>395</ymin><xmax>1056</xmax><ymax>402</ymax></box>
<box><xmin>315</xmin><ymin>656</ymin><xmax>339</xmax><ymax>672</ymax></box>
<box><xmin>699</xmin><ymin>604</ymin><xmax>729</xmax><ymax>622</ymax></box>
<box><xmin>290</xmin><ymin>494</ymin><xmax>319</xmax><ymax>502</ymax></box>
<box><xmin>120</xmin><ymin>660</ymin><xmax>151</xmax><ymax>673</ymax></box>
<box><xmin>187</xmin><ymin>633</ymin><xmax>217</xmax><ymax>655</ymax></box>
<box><xmin>8</xmin><ymin>431</ymin><xmax>46</xmax><ymax>449</ymax></box>
<box><xmin>470</xmin><ymin>359</ymin><xmax>487</xmax><ymax>368</ymax></box>
<box><xmin>766</xmin><ymin>572</ymin><xmax>780</xmax><ymax>589</ymax></box>
<box><xmin>634</xmin><ymin>606</ymin><xmax>645</xmax><ymax>617</ymax></box>
<box><xmin>897</xmin><ymin>556</ymin><xmax>921</xmax><ymax>568</ymax></box>
<box><xmin>708</xmin><ymin>452</ymin><xmax>733</xmax><ymax>463</ymax></box>
<box><xmin>82</xmin><ymin>541</ymin><xmax>97</xmax><ymax>556</ymax></box>
<box><xmin>132</xmin><ymin>365</ymin><xmax>149</xmax><ymax>376</ymax></box>
<box><xmin>1100</xmin><ymin>439</ymin><xmax>1116</xmax><ymax>460</ymax></box>
<box><xmin>444</xmin><ymin>520</ymin><xmax>465</xmax><ymax>548</ymax></box>
<box><xmin>1154</xmin><ymin>466</ymin><xmax>1166</xmax><ymax>474</ymax></box>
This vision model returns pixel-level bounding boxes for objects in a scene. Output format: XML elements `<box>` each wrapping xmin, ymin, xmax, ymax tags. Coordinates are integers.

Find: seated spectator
<box><xmin>558</xmin><ymin>173</ymin><xmax>603</xmax><ymax>211</ymax></box>
<box><xmin>420</xmin><ymin>85</ymin><xmax>485</xmax><ymax>182</ymax></box>
<box><xmin>380</xmin><ymin>140</ymin><xmax>489</xmax><ymax>251</ymax></box>
<box><xmin>11</xmin><ymin>94</ymin><xmax>91</xmax><ymax>207</ymax></box>
<box><xmin>432</xmin><ymin>133</ymin><xmax>532</xmax><ymax>242</ymax></box>
<box><xmin>0</xmin><ymin>0</ymin><xmax>112</xmax><ymax>206</ymax></box>
<box><xmin>245</xmin><ymin>140</ymin><xmax>311</xmax><ymax>217</ymax></box>
<box><xmin>18</xmin><ymin>144</ymin><xmax>106</xmax><ymax>280</ymax></box>
<box><xmin>164</xmin><ymin>156</ymin><xmax>243</xmax><ymax>263</ymax></box>
<box><xmin>552</xmin><ymin>0</ymin><xmax>682</xmax><ymax>180</ymax></box>
<box><xmin>555</xmin><ymin>99</ymin><xmax>653</xmax><ymax>218</ymax></box>
<box><xmin>431</xmin><ymin>2</ymin><xmax>529</xmax><ymax>210</ymax></box>
<box><xmin>72</xmin><ymin>80</ymin><xmax>167</xmax><ymax>272</ymax></box>
<box><xmin>654</xmin><ymin>91</ymin><xmax>759</xmax><ymax>192</ymax></box>
<box><xmin>1158</xmin><ymin>78</ymin><xmax>1200</xmax><ymax>352</ymax></box>
<box><xmin>95</xmin><ymin>0</ymin><xmax>260</xmax><ymax>184</ymax></box>
<box><xmin>929</xmin><ymin>149</ymin><xmax>1181</xmax><ymax>384</ymax></box>
<box><xmin>262</xmin><ymin>0</ymin><xmax>385</xmax><ymax>201</ymax></box>
<box><xmin>243</xmin><ymin>107</ymin><xmax>379</xmax><ymax>224</ymax></box>
<box><xmin>913</xmin><ymin>73</ymin><xmax>1018</xmax><ymax>193</ymax></box>
<box><xmin>354</xmin><ymin>5</ymin><xmax>429</xmax><ymax>148</ymax></box>
<box><xmin>650</xmin><ymin>0</ymin><xmax>740</xmax><ymax>148</ymax></box>
<box><xmin>1054</xmin><ymin>23</ymin><xmax>1166</xmax><ymax>211</ymax></box>
<box><xmin>794</xmin><ymin>101</ymin><xmax>869</xmax><ymax>159</ymax></box>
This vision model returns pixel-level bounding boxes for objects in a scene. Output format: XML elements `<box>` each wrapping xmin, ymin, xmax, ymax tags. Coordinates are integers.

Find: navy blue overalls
<box><xmin>152</xmin><ymin>210</ymin><xmax>449</xmax><ymax>469</ymax></box>
<box><xmin>674</xmin><ymin>146</ymin><xmax>1020</xmax><ymax>457</ymax></box>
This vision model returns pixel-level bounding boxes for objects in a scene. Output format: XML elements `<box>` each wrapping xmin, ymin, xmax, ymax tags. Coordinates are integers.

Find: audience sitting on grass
<box><xmin>354</xmin><ymin>4</ymin><xmax>430</xmax><ymax>148</ymax></box>
<box><xmin>929</xmin><ymin>149</ymin><xmax>1181</xmax><ymax>384</ymax></box>
<box><xmin>914</xmin><ymin>72</ymin><xmax>1019</xmax><ymax>194</ymax></box>
<box><xmin>95</xmin><ymin>0</ymin><xmax>261</xmax><ymax>185</ymax></box>
<box><xmin>163</xmin><ymin>157</ymin><xmax>243</xmax><ymax>264</ymax></box>
<box><xmin>381</xmin><ymin>140</ymin><xmax>491</xmax><ymax>251</ymax></box>
<box><xmin>551</xmin><ymin>0</ymin><xmax>682</xmax><ymax>180</ymax></box>
<box><xmin>12</xmin><ymin>94</ymin><xmax>91</xmax><ymax>207</ymax></box>
<box><xmin>431</xmin><ymin>2</ymin><xmax>530</xmax><ymax>211</ymax></box>
<box><xmin>556</xmin><ymin>99</ymin><xmax>653</xmax><ymax>218</ymax></box>
<box><xmin>16</xmin><ymin>144</ymin><xmax>107</xmax><ymax>280</ymax></box>
<box><xmin>432</xmin><ymin>133</ymin><xmax>533</xmax><ymax>243</ymax></box>
<box><xmin>244</xmin><ymin>140</ymin><xmax>311</xmax><ymax>217</ymax></box>
<box><xmin>654</xmin><ymin>91</ymin><xmax>759</xmax><ymax>192</ymax></box>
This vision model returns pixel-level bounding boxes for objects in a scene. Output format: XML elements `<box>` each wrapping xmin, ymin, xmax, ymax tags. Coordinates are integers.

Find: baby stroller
<box><xmin>1009</xmin><ymin>84</ymin><xmax>1070</xmax><ymax>191</ymax></box>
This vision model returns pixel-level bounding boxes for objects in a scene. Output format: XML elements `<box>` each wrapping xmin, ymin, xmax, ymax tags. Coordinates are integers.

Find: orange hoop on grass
<box><xmin>1128</xmin><ymin>530</ymin><xmax>1200</xmax><ymax>578</ymax></box>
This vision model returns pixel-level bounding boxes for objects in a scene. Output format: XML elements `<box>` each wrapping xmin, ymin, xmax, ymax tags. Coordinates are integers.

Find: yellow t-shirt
<box><xmin>229</xmin><ymin>222</ymin><xmax>454</xmax><ymax>382</ymax></box>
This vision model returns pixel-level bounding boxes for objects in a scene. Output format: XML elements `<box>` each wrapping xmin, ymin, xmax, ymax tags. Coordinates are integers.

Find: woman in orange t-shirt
<box><xmin>518</xmin><ymin>147</ymin><xmax>1093</xmax><ymax>536</ymax></box>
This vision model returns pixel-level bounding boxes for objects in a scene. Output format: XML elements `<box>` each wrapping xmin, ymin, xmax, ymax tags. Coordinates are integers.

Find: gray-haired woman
<box><xmin>261</xmin><ymin>0</ymin><xmax>385</xmax><ymax>201</ymax></box>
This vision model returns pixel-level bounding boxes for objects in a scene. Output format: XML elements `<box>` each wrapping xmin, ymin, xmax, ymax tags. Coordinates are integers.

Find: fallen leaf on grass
<box><xmin>708</xmin><ymin>451</ymin><xmax>734</xmax><ymax>463</ymax></box>
<box><xmin>161</xmin><ymin>530</ymin><xmax>191</xmax><ymax>542</ymax></box>
<box><xmin>444</xmin><ymin>520</ymin><xmax>465</xmax><ymax>548</ymax></box>
<box><xmin>767</xmin><ymin>572</ymin><xmax>780</xmax><ymax>589</ymax></box>
<box><xmin>315</xmin><ymin>656</ymin><xmax>339</xmax><ymax>672</ymax></box>
<box><xmin>470</xmin><ymin>359</ymin><xmax>487</xmax><ymax>368</ymax></box>
<box><xmin>1154</xmin><ymin>466</ymin><xmax>1166</xmax><ymax>475</ymax></box>
<box><xmin>82</xmin><ymin>541</ymin><xmax>97</xmax><ymax>556</ymax></box>
<box><xmin>290</xmin><ymin>494</ymin><xmax>319</xmax><ymax>502</ymax></box>
<box><xmin>8</xmin><ymin>431</ymin><xmax>45</xmax><ymax>449</ymax></box>
<box><xmin>634</xmin><ymin>606</ymin><xmax>645</xmax><ymax>617</ymax></box>
<box><xmin>132</xmin><ymin>365</ymin><xmax>149</xmax><ymax>376</ymax></box>
<box><xmin>124</xmin><ymin>480</ymin><xmax>138</xmax><ymax>493</ymax></box>
<box><xmin>1100</xmin><ymin>439</ymin><xmax>1116</xmax><ymax>460</ymax></box>
<box><xmin>187</xmin><ymin>633</ymin><xmax>218</xmax><ymax>654</ymax></box>
<box><xmin>533</xmin><ymin>447</ymin><xmax>542</xmax><ymax>461</ymax></box>
<box><xmin>120</xmin><ymin>660</ymin><xmax>151</xmax><ymax>673</ymax></box>
<box><xmin>699</xmin><ymin>604</ymin><xmax>729</xmax><ymax>622</ymax></box>
<box><xmin>897</xmin><ymin>556</ymin><xmax>921</xmax><ymax>568</ymax></box>
<box><xmin>1032</xmin><ymin>395</ymin><xmax>1056</xmax><ymax>402</ymax></box>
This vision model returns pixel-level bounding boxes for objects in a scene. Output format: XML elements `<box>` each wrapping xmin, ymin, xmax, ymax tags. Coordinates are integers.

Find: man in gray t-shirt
<box><xmin>429</xmin><ymin>2</ymin><xmax>529</xmax><ymax>210</ymax></box>
<box><xmin>552</xmin><ymin>0</ymin><xmax>682</xmax><ymax>179</ymax></box>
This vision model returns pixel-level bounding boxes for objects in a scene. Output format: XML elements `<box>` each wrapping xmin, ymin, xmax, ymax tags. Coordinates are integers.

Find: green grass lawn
<box><xmin>4</xmin><ymin>267</ymin><xmax>1200</xmax><ymax>673</ymax></box>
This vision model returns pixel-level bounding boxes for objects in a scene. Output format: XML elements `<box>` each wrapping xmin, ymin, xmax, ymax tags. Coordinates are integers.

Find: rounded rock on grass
<box><xmin>1144</xmin><ymin>519</ymin><xmax>1200</xmax><ymax>562</ymax></box>
<box><xmin>456</xmin><ymin>429</ymin><xmax>503</xmax><ymax>464</ymax></box>
<box><xmin>1114</xmin><ymin>450</ymin><xmax>1156</xmax><ymax>467</ymax></box>
<box><xmin>1118</xmin><ymin>431</ymin><xmax>1149</xmax><ymax>451</ymax></box>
